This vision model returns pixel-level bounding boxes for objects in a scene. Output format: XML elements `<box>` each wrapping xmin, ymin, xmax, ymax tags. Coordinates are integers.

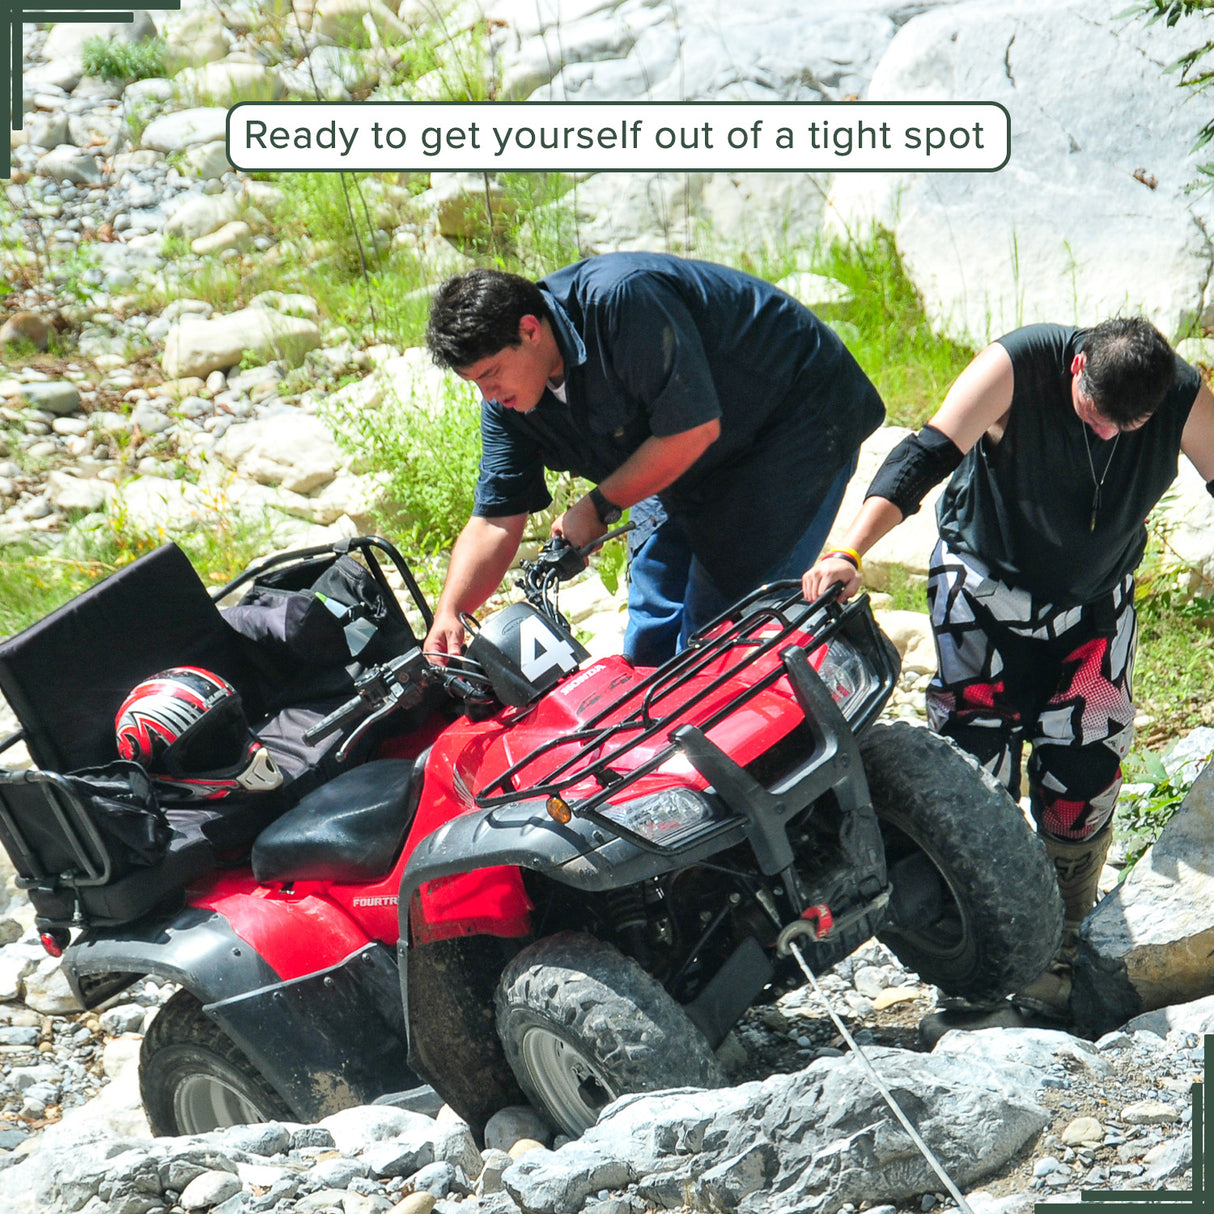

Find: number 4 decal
<box><xmin>518</xmin><ymin>615</ymin><xmax>580</xmax><ymax>682</ymax></box>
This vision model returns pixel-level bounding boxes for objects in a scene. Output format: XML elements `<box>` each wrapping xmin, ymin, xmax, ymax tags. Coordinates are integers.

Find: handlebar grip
<box><xmin>303</xmin><ymin>695</ymin><xmax>367</xmax><ymax>744</ymax></box>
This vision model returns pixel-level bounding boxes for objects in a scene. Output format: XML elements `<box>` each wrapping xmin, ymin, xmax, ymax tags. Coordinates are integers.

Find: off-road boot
<box><xmin>1013</xmin><ymin>826</ymin><xmax>1113</xmax><ymax>1020</ymax></box>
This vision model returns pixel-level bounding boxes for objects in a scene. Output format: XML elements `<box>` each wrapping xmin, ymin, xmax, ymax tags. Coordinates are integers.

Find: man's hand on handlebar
<box><xmin>423</xmin><ymin>611</ymin><xmax>466</xmax><ymax>665</ymax></box>
<box><xmin>551</xmin><ymin>494</ymin><xmax>607</xmax><ymax>550</ymax></box>
<box><xmin>802</xmin><ymin>555</ymin><xmax>862</xmax><ymax>603</ymax></box>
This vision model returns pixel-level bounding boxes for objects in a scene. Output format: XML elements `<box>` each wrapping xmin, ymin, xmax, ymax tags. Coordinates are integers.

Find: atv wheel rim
<box><xmin>519</xmin><ymin>1026</ymin><xmax>617</xmax><ymax>1135</ymax></box>
<box><xmin>173</xmin><ymin>1072</ymin><xmax>270</xmax><ymax>1134</ymax></box>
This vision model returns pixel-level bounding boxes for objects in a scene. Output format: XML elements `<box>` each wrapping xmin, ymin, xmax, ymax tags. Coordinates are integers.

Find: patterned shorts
<box><xmin>925</xmin><ymin>538</ymin><xmax>1137</xmax><ymax>840</ymax></box>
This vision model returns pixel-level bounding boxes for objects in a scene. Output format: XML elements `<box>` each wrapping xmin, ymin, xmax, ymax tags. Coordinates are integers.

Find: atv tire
<box><xmin>140</xmin><ymin>990</ymin><xmax>293</xmax><ymax>1135</ymax></box>
<box><xmin>860</xmin><ymin>720</ymin><xmax>1063</xmax><ymax>1003</ymax></box>
<box><xmin>495</xmin><ymin>932</ymin><xmax>724</xmax><ymax>1137</ymax></box>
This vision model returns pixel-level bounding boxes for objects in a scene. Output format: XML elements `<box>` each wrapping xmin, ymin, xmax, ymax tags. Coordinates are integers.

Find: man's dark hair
<box><xmin>425</xmin><ymin>269</ymin><xmax>548</xmax><ymax>370</ymax></box>
<box><xmin>1079</xmin><ymin>317</ymin><xmax>1176</xmax><ymax>427</ymax></box>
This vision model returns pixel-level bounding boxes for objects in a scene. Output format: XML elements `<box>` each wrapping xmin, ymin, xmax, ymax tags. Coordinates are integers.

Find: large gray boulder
<box><xmin>827</xmin><ymin>0</ymin><xmax>1213</xmax><ymax>343</ymax></box>
<box><xmin>1072</xmin><ymin>759</ymin><xmax>1214</xmax><ymax>1035</ymax></box>
<box><xmin>503</xmin><ymin>1047</ymin><xmax>1048</xmax><ymax>1214</ymax></box>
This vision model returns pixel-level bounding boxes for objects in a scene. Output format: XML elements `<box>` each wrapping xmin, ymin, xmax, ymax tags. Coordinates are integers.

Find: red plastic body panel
<box><xmin>189</xmin><ymin>616</ymin><xmax>833</xmax><ymax>956</ymax></box>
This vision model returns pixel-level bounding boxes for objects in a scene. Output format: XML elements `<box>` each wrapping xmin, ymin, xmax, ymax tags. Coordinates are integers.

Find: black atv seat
<box><xmin>251</xmin><ymin>758</ymin><xmax>422</xmax><ymax>885</ymax></box>
<box><xmin>0</xmin><ymin>542</ymin><xmax>375</xmax><ymax>928</ymax></box>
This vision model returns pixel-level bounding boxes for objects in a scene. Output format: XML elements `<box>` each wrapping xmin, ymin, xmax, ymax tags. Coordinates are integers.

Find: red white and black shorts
<box><xmin>925</xmin><ymin>538</ymin><xmax>1137</xmax><ymax>842</ymax></box>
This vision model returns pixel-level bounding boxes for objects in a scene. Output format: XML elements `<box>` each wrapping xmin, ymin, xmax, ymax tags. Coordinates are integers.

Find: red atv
<box><xmin>0</xmin><ymin>534</ymin><xmax>1062</xmax><ymax>1139</ymax></box>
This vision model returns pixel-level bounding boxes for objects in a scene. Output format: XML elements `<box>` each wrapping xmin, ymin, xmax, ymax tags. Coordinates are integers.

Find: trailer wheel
<box><xmin>495</xmin><ymin>932</ymin><xmax>724</xmax><ymax>1137</ymax></box>
<box><xmin>860</xmin><ymin>720</ymin><xmax>1063</xmax><ymax>1003</ymax></box>
<box><xmin>139</xmin><ymin>990</ymin><xmax>293</xmax><ymax>1135</ymax></box>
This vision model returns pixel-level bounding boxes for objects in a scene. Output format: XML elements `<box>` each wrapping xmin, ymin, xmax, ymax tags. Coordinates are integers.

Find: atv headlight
<box><xmin>600</xmin><ymin>787</ymin><xmax>715</xmax><ymax>845</ymax></box>
<box><xmin>816</xmin><ymin>638</ymin><xmax>878</xmax><ymax>721</ymax></box>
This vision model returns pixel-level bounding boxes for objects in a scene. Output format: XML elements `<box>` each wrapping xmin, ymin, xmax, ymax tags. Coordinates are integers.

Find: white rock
<box><xmin>174</xmin><ymin>61</ymin><xmax>285</xmax><ymax>105</ymax></box>
<box><xmin>45</xmin><ymin>470</ymin><xmax>114</xmax><ymax>514</ymax></box>
<box><xmin>22</xmin><ymin>956</ymin><xmax>82</xmax><ymax>1014</ymax></box>
<box><xmin>192</xmin><ymin>220</ymin><xmax>253</xmax><ymax>256</ymax></box>
<box><xmin>314</xmin><ymin>0</ymin><xmax>413</xmax><ymax>44</ymax></box>
<box><xmin>36</xmin><ymin>144</ymin><xmax>102</xmax><ymax>186</ymax></box>
<box><xmin>180</xmin><ymin>1169</ymin><xmax>242</xmax><ymax>1210</ymax></box>
<box><xmin>181</xmin><ymin>139</ymin><xmax>235</xmax><ymax>180</ymax></box>
<box><xmin>318</xmin><ymin>1104</ymin><xmax>438</xmax><ymax>1155</ymax></box>
<box><xmin>484</xmin><ymin>1105</ymin><xmax>552</xmax><ymax>1152</ymax></box>
<box><xmin>164</xmin><ymin>192</ymin><xmax>241</xmax><ymax>242</ymax></box>
<box><xmin>162</xmin><ymin>309</ymin><xmax>322</xmax><ymax>379</ymax></box>
<box><xmin>215</xmin><ymin>414</ymin><xmax>344</xmax><ymax>495</ymax></box>
<box><xmin>161</xmin><ymin>9</ymin><xmax>230</xmax><ymax>72</ymax></box>
<box><xmin>140</xmin><ymin>106</ymin><xmax>230</xmax><ymax>153</ymax></box>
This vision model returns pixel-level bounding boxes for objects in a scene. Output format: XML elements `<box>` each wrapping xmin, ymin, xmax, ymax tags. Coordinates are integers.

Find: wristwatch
<box><xmin>587</xmin><ymin>485</ymin><xmax>623</xmax><ymax>526</ymax></box>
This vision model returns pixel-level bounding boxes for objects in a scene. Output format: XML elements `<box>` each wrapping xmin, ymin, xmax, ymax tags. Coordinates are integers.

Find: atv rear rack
<box><xmin>474</xmin><ymin>583</ymin><xmax>898</xmax><ymax>835</ymax></box>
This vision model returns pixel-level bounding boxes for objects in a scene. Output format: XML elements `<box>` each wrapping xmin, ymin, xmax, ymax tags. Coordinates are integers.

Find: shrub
<box><xmin>81</xmin><ymin>36</ymin><xmax>167</xmax><ymax>83</ymax></box>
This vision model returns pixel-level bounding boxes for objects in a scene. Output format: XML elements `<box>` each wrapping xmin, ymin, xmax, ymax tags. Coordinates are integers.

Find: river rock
<box><xmin>36</xmin><ymin>144</ymin><xmax>103</xmax><ymax>186</ymax></box>
<box><xmin>45</xmin><ymin>470</ymin><xmax>114</xmax><ymax>514</ymax></box>
<box><xmin>161</xmin><ymin>9</ymin><xmax>231</xmax><ymax>73</ymax></box>
<box><xmin>214</xmin><ymin>413</ymin><xmax>344</xmax><ymax>494</ymax></box>
<box><xmin>1073</xmin><ymin>759</ymin><xmax>1214</xmax><ymax>1034</ymax></box>
<box><xmin>20</xmin><ymin>380</ymin><xmax>79</xmax><ymax>415</ymax></box>
<box><xmin>139</xmin><ymin>106</ymin><xmax>230</xmax><ymax>153</ymax></box>
<box><xmin>1124</xmin><ymin>991</ymin><xmax>1214</xmax><ymax>1038</ymax></box>
<box><xmin>192</xmin><ymin>220</ymin><xmax>253</xmax><ymax>256</ymax></box>
<box><xmin>164</xmin><ymin>192</ymin><xmax>241</xmax><ymax>242</ymax></box>
<box><xmin>503</xmin><ymin>1047</ymin><xmax>1047</xmax><ymax>1214</ymax></box>
<box><xmin>174</xmin><ymin>60</ymin><xmax>286</xmax><ymax>105</ymax></box>
<box><xmin>313</xmin><ymin>0</ymin><xmax>412</xmax><ymax>44</ymax></box>
<box><xmin>162</xmin><ymin>308</ymin><xmax>322</xmax><ymax>379</ymax></box>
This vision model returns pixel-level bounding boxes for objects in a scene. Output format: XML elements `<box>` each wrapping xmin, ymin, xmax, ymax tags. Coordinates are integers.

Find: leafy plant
<box><xmin>1116</xmin><ymin>746</ymin><xmax>1206</xmax><ymax>874</ymax></box>
<box><xmin>322</xmin><ymin>374</ymin><xmax>483</xmax><ymax>551</ymax></box>
<box><xmin>81</xmin><ymin>36</ymin><xmax>167</xmax><ymax>83</ymax></box>
<box><xmin>1133</xmin><ymin>1</ymin><xmax>1214</xmax><ymax>179</ymax></box>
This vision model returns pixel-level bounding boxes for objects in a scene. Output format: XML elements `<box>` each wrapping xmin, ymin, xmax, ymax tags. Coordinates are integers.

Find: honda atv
<box><xmin>0</xmin><ymin>533</ymin><xmax>1063</xmax><ymax>1139</ymax></box>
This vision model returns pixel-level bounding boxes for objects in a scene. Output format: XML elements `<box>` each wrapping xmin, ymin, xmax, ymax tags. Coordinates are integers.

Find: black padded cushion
<box><xmin>252</xmin><ymin>759</ymin><xmax>419</xmax><ymax>884</ymax></box>
<box><xmin>0</xmin><ymin>543</ymin><xmax>255</xmax><ymax>774</ymax></box>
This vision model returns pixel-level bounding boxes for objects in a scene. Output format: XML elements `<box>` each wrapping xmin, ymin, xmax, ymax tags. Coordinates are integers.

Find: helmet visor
<box><xmin>164</xmin><ymin>696</ymin><xmax>250</xmax><ymax>776</ymax></box>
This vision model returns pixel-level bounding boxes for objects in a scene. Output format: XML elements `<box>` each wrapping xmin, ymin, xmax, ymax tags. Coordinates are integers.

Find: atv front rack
<box><xmin>474</xmin><ymin>583</ymin><xmax>898</xmax><ymax>852</ymax></box>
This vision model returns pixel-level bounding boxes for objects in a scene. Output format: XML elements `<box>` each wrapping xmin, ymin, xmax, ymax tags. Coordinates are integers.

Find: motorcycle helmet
<box><xmin>115</xmin><ymin>666</ymin><xmax>282</xmax><ymax>800</ymax></box>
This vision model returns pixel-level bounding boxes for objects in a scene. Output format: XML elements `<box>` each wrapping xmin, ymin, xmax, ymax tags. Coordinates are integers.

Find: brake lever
<box><xmin>336</xmin><ymin>699</ymin><xmax>399</xmax><ymax>764</ymax></box>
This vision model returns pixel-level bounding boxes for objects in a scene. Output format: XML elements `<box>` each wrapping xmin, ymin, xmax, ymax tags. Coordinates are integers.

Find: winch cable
<box><xmin>784</xmin><ymin>938</ymin><xmax>977</xmax><ymax>1214</ymax></box>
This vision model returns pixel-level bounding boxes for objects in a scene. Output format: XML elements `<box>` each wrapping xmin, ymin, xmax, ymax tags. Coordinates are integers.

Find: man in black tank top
<box><xmin>802</xmin><ymin>317</ymin><xmax>1214</xmax><ymax>1020</ymax></box>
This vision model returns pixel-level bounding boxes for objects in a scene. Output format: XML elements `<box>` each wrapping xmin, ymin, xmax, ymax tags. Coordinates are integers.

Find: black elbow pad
<box><xmin>864</xmin><ymin>424</ymin><xmax>965</xmax><ymax>517</ymax></box>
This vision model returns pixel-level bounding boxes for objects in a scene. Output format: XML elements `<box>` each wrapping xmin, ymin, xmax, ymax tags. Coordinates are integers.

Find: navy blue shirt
<box><xmin>473</xmin><ymin>253</ymin><xmax>884</xmax><ymax>598</ymax></box>
<box><xmin>938</xmin><ymin>323</ymin><xmax>1200</xmax><ymax>605</ymax></box>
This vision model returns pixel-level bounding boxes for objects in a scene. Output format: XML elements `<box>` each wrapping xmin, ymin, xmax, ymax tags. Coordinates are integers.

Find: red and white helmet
<box><xmin>115</xmin><ymin>667</ymin><xmax>282</xmax><ymax>801</ymax></box>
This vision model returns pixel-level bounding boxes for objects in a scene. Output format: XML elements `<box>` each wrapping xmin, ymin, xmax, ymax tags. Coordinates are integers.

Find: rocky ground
<box><xmin>0</xmin><ymin>927</ymin><xmax>1200</xmax><ymax>1214</ymax></box>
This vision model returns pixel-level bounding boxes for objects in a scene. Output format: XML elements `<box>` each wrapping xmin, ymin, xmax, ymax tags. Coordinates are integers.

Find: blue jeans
<box><xmin>622</xmin><ymin>457</ymin><xmax>857</xmax><ymax>666</ymax></box>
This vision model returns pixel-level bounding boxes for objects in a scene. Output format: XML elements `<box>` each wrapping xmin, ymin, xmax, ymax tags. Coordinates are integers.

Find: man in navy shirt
<box><xmin>423</xmin><ymin>252</ymin><xmax>885</xmax><ymax>664</ymax></box>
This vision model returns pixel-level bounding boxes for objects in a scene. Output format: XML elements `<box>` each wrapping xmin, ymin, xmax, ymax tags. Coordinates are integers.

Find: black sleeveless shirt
<box><xmin>936</xmin><ymin>324</ymin><xmax>1200</xmax><ymax>607</ymax></box>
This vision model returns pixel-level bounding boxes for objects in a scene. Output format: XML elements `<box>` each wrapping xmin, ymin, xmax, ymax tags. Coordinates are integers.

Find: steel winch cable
<box><xmin>783</xmin><ymin>938</ymin><xmax>977</xmax><ymax>1214</ymax></box>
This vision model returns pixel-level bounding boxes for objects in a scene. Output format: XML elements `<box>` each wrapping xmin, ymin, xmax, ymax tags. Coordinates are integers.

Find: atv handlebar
<box><xmin>303</xmin><ymin>648</ymin><xmax>430</xmax><ymax>761</ymax></box>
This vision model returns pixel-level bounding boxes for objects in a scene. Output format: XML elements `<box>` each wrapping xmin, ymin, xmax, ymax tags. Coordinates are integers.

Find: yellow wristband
<box><xmin>824</xmin><ymin>547</ymin><xmax>863</xmax><ymax>572</ymax></box>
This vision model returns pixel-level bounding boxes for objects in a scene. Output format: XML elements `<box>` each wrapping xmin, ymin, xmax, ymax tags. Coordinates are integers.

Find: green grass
<box><xmin>810</xmin><ymin>230</ymin><xmax>978</xmax><ymax>427</ymax></box>
<box><xmin>0</xmin><ymin>512</ymin><xmax>284</xmax><ymax>641</ymax></box>
<box><xmin>81</xmin><ymin>36</ymin><xmax>166</xmax><ymax>83</ymax></box>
